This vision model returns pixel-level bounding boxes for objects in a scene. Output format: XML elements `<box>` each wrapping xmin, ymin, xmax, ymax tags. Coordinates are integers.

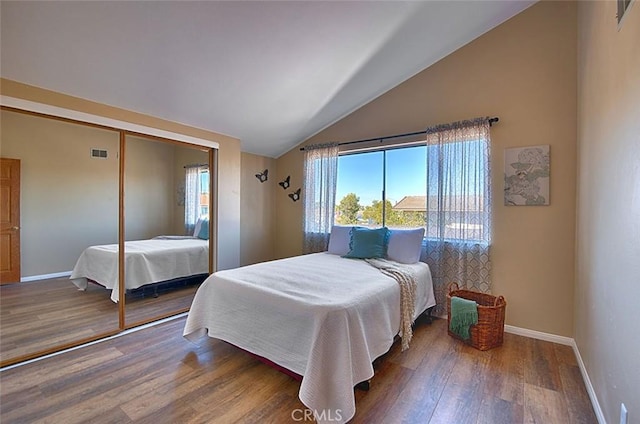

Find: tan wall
<box><xmin>124</xmin><ymin>135</ymin><xmax>175</xmax><ymax>240</ymax></box>
<box><xmin>576</xmin><ymin>2</ymin><xmax>640</xmax><ymax>423</ymax></box>
<box><xmin>1</xmin><ymin>79</ymin><xmax>242</xmax><ymax>271</ymax></box>
<box><xmin>276</xmin><ymin>1</ymin><xmax>578</xmax><ymax>336</ymax></box>
<box><xmin>240</xmin><ymin>152</ymin><xmax>277</xmax><ymax>266</ymax></box>
<box><xmin>1</xmin><ymin>109</ymin><xmax>120</xmax><ymax>276</ymax></box>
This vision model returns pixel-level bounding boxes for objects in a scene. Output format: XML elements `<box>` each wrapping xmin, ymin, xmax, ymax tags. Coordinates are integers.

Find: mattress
<box><xmin>183</xmin><ymin>252</ymin><xmax>435</xmax><ymax>423</ymax></box>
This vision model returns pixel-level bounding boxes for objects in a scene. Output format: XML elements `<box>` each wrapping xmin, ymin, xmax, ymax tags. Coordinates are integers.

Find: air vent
<box><xmin>91</xmin><ymin>148</ymin><xmax>108</xmax><ymax>159</ymax></box>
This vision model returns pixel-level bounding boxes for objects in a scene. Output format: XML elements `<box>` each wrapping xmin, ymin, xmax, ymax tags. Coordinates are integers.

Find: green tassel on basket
<box><xmin>449</xmin><ymin>296</ymin><xmax>478</xmax><ymax>340</ymax></box>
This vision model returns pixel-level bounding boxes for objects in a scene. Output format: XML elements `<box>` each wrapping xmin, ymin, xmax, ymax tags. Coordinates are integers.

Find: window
<box><xmin>335</xmin><ymin>150</ymin><xmax>383</xmax><ymax>226</ymax></box>
<box><xmin>336</xmin><ymin>146</ymin><xmax>427</xmax><ymax>230</ymax></box>
<box><xmin>424</xmin><ymin>139</ymin><xmax>490</xmax><ymax>243</ymax></box>
<box><xmin>334</xmin><ymin>118</ymin><xmax>492</xmax><ymax>308</ymax></box>
<box><xmin>185</xmin><ymin>165</ymin><xmax>209</xmax><ymax>234</ymax></box>
<box><xmin>335</xmin><ymin>139</ymin><xmax>490</xmax><ymax>244</ymax></box>
<box><xmin>198</xmin><ymin>169</ymin><xmax>210</xmax><ymax>218</ymax></box>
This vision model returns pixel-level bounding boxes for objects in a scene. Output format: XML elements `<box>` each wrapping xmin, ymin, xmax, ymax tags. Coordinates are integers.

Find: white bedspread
<box><xmin>183</xmin><ymin>252</ymin><xmax>435</xmax><ymax>424</ymax></box>
<box><xmin>70</xmin><ymin>237</ymin><xmax>209</xmax><ymax>302</ymax></box>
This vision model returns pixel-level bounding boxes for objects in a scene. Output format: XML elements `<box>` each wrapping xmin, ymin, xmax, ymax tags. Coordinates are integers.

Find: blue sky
<box><xmin>336</xmin><ymin>146</ymin><xmax>427</xmax><ymax>207</ymax></box>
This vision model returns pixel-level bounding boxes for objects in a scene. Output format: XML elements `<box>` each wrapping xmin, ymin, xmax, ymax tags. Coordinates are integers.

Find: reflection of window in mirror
<box><xmin>185</xmin><ymin>165</ymin><xmax>210</xmax><ymax>236</ymax></box>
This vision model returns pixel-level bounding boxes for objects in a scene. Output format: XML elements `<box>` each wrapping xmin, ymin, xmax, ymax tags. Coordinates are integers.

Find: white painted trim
<box><xmin>0</xmin><ymin>96</ymin><xmax>219</xmax><ymax>150</ymax></box>
<box><xmin>20</xmin><ymin>271</ymin><xmax>72</xmax><ymax>283</ymax></box>
<box><xmin>504</xmin><ymin>324</ymin><xmax>605</xmax><ymax>424</ymax></box>
<box><xmin>504</xmin><ymin>324</ymin><xmax>573</xmax><ymax>346</ymax></box>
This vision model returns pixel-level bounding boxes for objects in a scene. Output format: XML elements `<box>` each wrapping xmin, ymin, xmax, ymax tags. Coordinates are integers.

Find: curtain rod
<box><xmin>299</xmin><ymin>117</ymin><xmax>499</xmax><ymax>151</ymax></box>
<box><xmin>183</xmin><ymin>163</ymin><xmax>209</xmax><ymax>169</ymax></box>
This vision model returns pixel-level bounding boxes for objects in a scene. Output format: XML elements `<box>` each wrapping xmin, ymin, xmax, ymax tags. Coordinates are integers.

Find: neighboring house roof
<box><xmin>392</xmin><ymin>196</ymin><xmax>427</xmax><ymax>211</ymax></box>
<box><xmin>392</xmin><ymin>195</ymin><xmax>484</xmax><ymax>212</ymax></box>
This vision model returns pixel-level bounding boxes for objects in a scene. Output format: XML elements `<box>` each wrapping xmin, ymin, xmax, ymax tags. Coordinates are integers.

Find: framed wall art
<box><xmin>504</xmin><ymin>145</ymin><xmax>550</xmax><ymax>206</ymax></box>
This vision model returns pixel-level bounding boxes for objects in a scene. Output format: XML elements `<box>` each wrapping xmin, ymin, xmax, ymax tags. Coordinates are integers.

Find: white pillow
<box><xmin>192</xmin><ymin>217</ymin><xmax>204</xmax><ymax>237</ymax></box>
<box><xmin>327</xmin><ymin>225</ymin><xmax>356</xmax><ymax>255</ymax></box>
<box><xmin>386</xmin><ymin>228</ymin><xmax>425</xmax><ymax>264</ymax></box>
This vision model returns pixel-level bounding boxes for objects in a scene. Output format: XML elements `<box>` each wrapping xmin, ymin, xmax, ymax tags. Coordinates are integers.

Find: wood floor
<box><xmin>0</xmin><ymin>277</ymin><xmax>200</xmax><ymax>363</ymax></box>
<box><xmin>0</xmin><ymin>315</ymin><xmax>597</xmax><ymax>423</ymax></box>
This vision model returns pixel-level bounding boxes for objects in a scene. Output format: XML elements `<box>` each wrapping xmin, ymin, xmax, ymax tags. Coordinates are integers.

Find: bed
<box><xmin>70</xmin><ymin>236</ymin><xmax>209</xmax><ymax>302</ymax></box>
<box><xmin>183</xmin><ymin>226</ymin><xmax>435</xmax><ymax>424</ymax></box>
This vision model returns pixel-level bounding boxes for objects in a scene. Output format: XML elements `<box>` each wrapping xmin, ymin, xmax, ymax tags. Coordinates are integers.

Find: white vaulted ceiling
<box><xmin>1</xmin><ymin>1</ymin><xmax>534</xmax><ymax>157</ymax></box>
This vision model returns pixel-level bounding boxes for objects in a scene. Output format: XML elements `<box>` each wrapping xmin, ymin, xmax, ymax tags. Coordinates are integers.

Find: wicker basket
<box><xmin>446</xmin><ymin>282</ymin><xmax>506</xmax><ymax>351</ymax></box>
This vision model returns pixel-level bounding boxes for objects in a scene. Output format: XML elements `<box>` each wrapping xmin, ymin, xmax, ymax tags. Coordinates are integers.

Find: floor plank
<box><xmin>477</xmin><ymin>396</ymin><xmax>525</xmax><ymax>424</ymax></box>
<box><xmin>524</xmin><ymin>383</ymin><xmax>570</xmax><ymax>424</ymax></box>
<box><xmin>427</xmin><ymin>344</ymin><xmax>490</xmax><ymax>424</ymax></box>
<box><xmin>525</xmin><ymin>338</ymin><xmax>563</xmax><ymax>391</ymax></box>
<box><xmin>483</xmin><ymin>332</ymin><xmax>525</xmax><ymax>405</ymax></box>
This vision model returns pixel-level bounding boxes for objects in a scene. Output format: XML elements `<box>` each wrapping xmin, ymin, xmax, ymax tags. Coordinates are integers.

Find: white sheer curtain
<box><xmin>302</xmin><ymin>143</ymin><xmax>339</xmax><ymax>253</ymax></box>
<box><xmin>184</xmin><ymin>165</ymin><xmax>205</xmax><ymax>235</ymax></box>
<box><xmin>421</xmin><ymin>118</ymin><xmax>492</xmax><ymax>316</ymax></box>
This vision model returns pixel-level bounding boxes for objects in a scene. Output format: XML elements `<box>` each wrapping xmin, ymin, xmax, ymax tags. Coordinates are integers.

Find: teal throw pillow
<box><xmin>197</xmin><ymin>219</ymin><xmax>209</xmax><ymax>240</ymax></box>
<box><xmin>342</xmin><ymin>227</ymin><xmax>389</xmax><ymax>259</ymax></box>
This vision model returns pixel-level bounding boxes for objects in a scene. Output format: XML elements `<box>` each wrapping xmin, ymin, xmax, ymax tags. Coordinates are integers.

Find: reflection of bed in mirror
<box><xmin>70</xmin><ymin>236</ymin><xmax>209</xmax><ymax>302</ymax></box>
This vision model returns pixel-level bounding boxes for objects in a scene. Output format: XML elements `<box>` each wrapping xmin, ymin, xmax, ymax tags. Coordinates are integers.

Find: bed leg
<box><xmin>424</xmin><ymin>306</ymin><xmax>434</xmax><ymax>324</ymax></box>
<box><xmin>355</xmin><ymin>379</ymin><xmax>370</xmax><ymax>391</ymax></box>
<box><xmin>153</xmin><ymin>286</ymin><xmax>159</xmax><ymax>298</ymax></box>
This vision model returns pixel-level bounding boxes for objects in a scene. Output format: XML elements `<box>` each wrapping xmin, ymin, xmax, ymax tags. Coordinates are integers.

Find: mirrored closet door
<box><xmin>0</xmin><ymin>107</ymin><xmax>215</xmax><ymax>366</ymax></box>
<box><xmin>123</xmin><ymin>134</ymin><xmax>210</xmax><ymax>327</ymax></box>
<box><xmin>0</xmin><ymin>108</ymin><xmax>120</xmax><ymax>364</ymax></box>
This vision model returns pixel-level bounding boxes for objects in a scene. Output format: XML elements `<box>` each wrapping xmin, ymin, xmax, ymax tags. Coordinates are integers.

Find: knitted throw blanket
<box><xmin>449</xmin><ymin>296</ymin><xmax>478</xmax><ymax>340</ymax></box>
<box><xmin>365</xmin><ymin>258</ymin><xmax>417</xmax><ymax>351</ymax></box>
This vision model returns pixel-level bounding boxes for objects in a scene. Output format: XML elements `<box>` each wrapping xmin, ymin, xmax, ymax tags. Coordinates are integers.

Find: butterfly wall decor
<box><xmin>278</xmin><ymin>175</ymin><xmax>291</xmax><ymax>190</ymax></box>
<box><xmin>255</xmin><ymin>169</ymin><xmax>268</xmax><ymax>183</ymax></box>
<box><xmin>288</xmin><ymin>188</ymin><xmax>301</xmax><ymax>202</ymax></box>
